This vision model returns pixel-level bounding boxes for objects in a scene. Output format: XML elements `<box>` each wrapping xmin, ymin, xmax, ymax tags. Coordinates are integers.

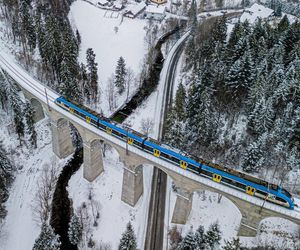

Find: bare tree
<box><xmin>32</xmin><ymin>157</ymin><xmax>59</xmax><ymax>225</ymax></box>
<box><xmin>140</xmin><ymin>118</ymin><xmax>154</xmax><ymax>136</ymax></box>
<box><xmin>106</xmin><ymin>75</ymin><xmax>116</xmax><ymax>112</ymax></box>
<box><xmin>125</xmin><ymin>67</ymin><xmax>135</xmax><ymax>102</ymax></box>
<box><xmin>97</xmin><ymin>242</ymin><xmax>112</xmax><ymax>250</ymax></box>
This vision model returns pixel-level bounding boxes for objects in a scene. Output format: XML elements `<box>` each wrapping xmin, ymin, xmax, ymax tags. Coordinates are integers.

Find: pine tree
<box><xmin>241</xmin><ymin>141</ymin><xmax>264</xmax><ymax>173</ymax></box>
<box><xmin>176</xmin><ymin>230</ymin><xmax>196</xmax><ymax>250</ymax></box>
<box><xmin>86</xmin><ymin>48</ymin><xmax>99</xmax><ymax>102</ymax></box>
<box><xmin>11</xmin><ymin>95</ymin><xmax>25</xmax><ymax>143</ymax></box>
<box><xmin>68</xmin><ymin>214</ymin><xmax>83</xmax><ymax>246</ymax></box>
<box><xmin>24</xmin><ymin>102</ymin><xmax>37</xmax><ymax>149</ymax></box>
<box><xmin>32</xmin><ymin>223</ymin><xmax>61</xmax><ymax>250</ymax></box>
<box><xmin>118</xmin><ymin>222</ymin><xmax>137</xmax><ymax>250</ymax></box>
<box><xmin>20</xmin><ymin>0</ymin><xmax>36</xmax><ymax>51</ymax></box>
<box><xmin>226</xmin><ymin>50</ymin><xmax>255</xmax><ymax>103</ymax></box>
<box><xmin>174</xmin><ymin>83</ymin><xmax>186</xmax><ymax>121</ymax></box>
<box><xmin>114</xmin><ymin>56</ymin><xmax>127</xmax><ymax>95</ymax></box>
<box><xmin>278</xmin><ymin>15</ymin><xmax>290</xmax><ymax>33</ymax></box>
<box><xmin>212</xmin><ymin>15</ymin><xmax>227</xmax><ymax>45</ymax></box>
<box><xmin>0</xmin><ymin>143</ymin><xmax>14</xmax><ymax>219</ymax></box>
<box><xmin>194</xmin><ymin>225</ymin><xmax>206</xmax><ymax>250</ymax></box>
<box><xmin>222</xmin><ymin>238</ymin><xmax>242</xmax><ymax>250</ymax></box>
<box><xmin>204</xmin><ymin>222</ymin><xmax>221</xmax><ymax>250</ymax></box>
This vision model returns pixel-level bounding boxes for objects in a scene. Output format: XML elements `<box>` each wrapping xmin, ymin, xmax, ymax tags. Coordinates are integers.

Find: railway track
<box><xmin>144</xmin><ymin>31</ymin><xmax>189</xmax><ymax>250</ymax></box>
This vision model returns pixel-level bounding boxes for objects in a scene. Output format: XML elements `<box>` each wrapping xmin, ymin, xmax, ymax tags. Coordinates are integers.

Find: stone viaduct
<box><xmin>20</xmin><ymin>89</ymin><xmax>300</xmax><ymax>238</ymax></box>
<box><xmin>3</xmin><ymin>69</ymin><xmax>300</xmax><ymax>238</ymax></box>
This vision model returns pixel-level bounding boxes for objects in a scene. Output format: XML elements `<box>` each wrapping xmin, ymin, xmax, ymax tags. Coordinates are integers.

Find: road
<box><xmin>144</xmin><ymin>31</ymin><xmax>189</xmax><ymax>250</ymax></box>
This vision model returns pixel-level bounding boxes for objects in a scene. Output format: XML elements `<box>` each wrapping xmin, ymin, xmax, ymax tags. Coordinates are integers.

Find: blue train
<box><xmin>55</xmin><ymin>96</ymin><xmax>296</xmax><ymax>209</ymax></box>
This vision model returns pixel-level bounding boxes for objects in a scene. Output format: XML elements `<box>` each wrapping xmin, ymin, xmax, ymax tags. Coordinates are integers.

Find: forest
<box><xmin>164</xmin><ymin>13</ymin><xmax>300</xmax><ymax>190</ymax></box>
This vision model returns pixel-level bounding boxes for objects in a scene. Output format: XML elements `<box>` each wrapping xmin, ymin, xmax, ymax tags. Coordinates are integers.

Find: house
<box><xmin>113</xmin><ymin>3</ymin><xmax>124</xmax><ymax>11</ymax></box>
<box><xmin>150</xmin><ymin>0</ymin><xmax>167</xmax><ymax>5</ymax></box>
<box><xmin>124</xmin><ymin>2</ymin><xmax>146</xmax><ymax>18</ymax></box>
<box><xmin>97</xmin><ymin>0</ymin><xmax>109</xmax><ymax>7</ymax></box>
<box><xmin>144</xmin><ymin>5</ymin><xmax>166</xmax><ymax>20</ymax></box>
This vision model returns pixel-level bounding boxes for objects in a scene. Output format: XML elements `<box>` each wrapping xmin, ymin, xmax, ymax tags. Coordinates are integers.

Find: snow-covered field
<box><xmin>0</xmin><ymin>117</ymin><xmax>69</xmax><ymax>250</ymax></box>
<box><xmin>69</xmin><ymin>0</ymin><xmax>147</xmax><ymax>115</ymax></box>
<box><xmin>68</xmin><ymin>148</ymin><xmax>153</xmax><ymax>249</ymax></box>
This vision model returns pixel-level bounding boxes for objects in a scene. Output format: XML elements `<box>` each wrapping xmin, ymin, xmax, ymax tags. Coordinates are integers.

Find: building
<box><xmin>144</xmin><ymin>5</ymin><xmax>166</xmax><ymax>20</ymax></box>
<box><xmin>124</xmin><ymin>2</ymin><xmax>146</xmax><ymax>18</ymax></box>
<box><xmin>150</xmin><ymin>0</ymin><xmax>167</xmax><ymax>5</ymax></box>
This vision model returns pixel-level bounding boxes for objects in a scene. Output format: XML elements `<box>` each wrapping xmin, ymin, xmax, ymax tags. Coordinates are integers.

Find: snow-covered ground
<box><xmin>0</xmin><ymin>117</ymin><xmax>69</xmax><ymax>250</ymax></box>
<box><xmin>68</xmin><ymin>148</ymin><xmax>153</xmax><ymax>249</ymax></box>
<box><xmin>69</xmin><ymin>0</ymin><xmax>147</xmax><ymax>115</ymax></box>
<box><xmin>0</xmin><ymin>1</ymin><xmax>299</xmax><ymax>250</ymax></box>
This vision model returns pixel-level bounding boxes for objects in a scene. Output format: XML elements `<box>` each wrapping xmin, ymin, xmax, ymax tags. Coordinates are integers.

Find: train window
<box><xmin>256</xmin><ymin>189</ymin><xmax>268</xmax><ymax>197</ymax></box>
<box><xmin>180</xmin><ymin>161</ymin><xmax>188</xmax><ymax>170</ymax></box>
<box><xmin>246</xmin><ymin>186</ymin><xmax>255</xmax><ymax>196</ymax></box>
<box><xmin>154</xmin><ymin>149</ymin><xmax>160</xmax><ymax>157</ymax></box>
<box><xmin>86</xmin><ymin>116</ymin><xmax>91</xmax><ymax>123</ymax></box>
<box><xmin>213</xmin><ymin>174</ymin><xmax>222</xmax><ymax>183</ymax></box>
<box><xmin>188</xmin><ymin>164</ymin><xmax>199</xmax><ymax>173</ymax></box>
<box><xmin>128</xmin><ymin>138</ymin><xmax>134</xmax><ymax>145</ymax></box>
<box><xmin>281</xmin><ymin>189</ymin><xmax>292</xmax><ymax>198</ymax></box>
<box><xmin>275</xmin><ymin>196</ymin><xmax>287</xmax><ymax>203</ymax></box>
<box><xmin>106</xmin><ymin>127</ymin><xmax>112</xmax><ymax>134</ymax></box>
<box><xmin>201</xmin><ymin>168</ymin><xmax>213</xmax><ymax>178</ymax></box>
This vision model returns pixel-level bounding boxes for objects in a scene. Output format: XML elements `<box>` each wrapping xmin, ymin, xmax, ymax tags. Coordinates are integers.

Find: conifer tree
<box><xmin>32</xmin><ymin>223</ymin><xmax>61</xmax><ymax>250</ymax></box>
<box><xmin>0</xmin><ymin>143</ymin><xmax>14</xmax><ymax>219</ymax></box>
<box><xmin>114</xmin><ymin>56</ymin><xmax>127</xmax><ymax>95</ymax></box>
<box><xmin>176</xmin><ymin>230</ymin><xmax>196</xmax><ymax>250</ymax></box>
<box><xmin>68</xmin><ymin>214</ymin><xmax>83</xmax><ymax>246</ymax></box>
<box><xmin>86</xmin><ymin>48</ymin><xmax>98</xmax><ymax>102</ymax></box>
<box><xmin>222</xmin><ymin>238</ymin><xmax>242</xmax><ymax>250</ymax></box>
<box><xmin>118</xmin><ymin>222</ymin><xmax>137</xmax><ymax>250</ymax></box>
<box><xmin>204</xmin><ymin>222</ymin><xmax>221</xmax><ymax>249</ymax></box>
<box><xmin>25</xmin><ymin>102</ymin><xmax>37</xmax><ymax>149</ymax></box>
<box><xmin>241</xmin><ymin>141</ymin><xmax>263</xmax><ymax>172</ymax></box>
<box><xmin>194</xmin><ymin>225</ymin><xmax>206</xmax><ymax>250</ymax></box>
<box><xmin>174</xmin><ymin>83</ymin><xmax>186</xmax><ymax>121</ymax></box>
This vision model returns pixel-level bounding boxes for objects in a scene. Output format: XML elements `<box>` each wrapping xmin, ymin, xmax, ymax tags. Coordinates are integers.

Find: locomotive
<box><xmin>55</xmin><ymin>96</ymin><xmax>295</xmax><ymax>209</ymax></box>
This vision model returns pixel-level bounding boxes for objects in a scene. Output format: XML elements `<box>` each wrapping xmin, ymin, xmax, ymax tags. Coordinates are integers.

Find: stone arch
<box><xmin>30</xmin><ymin>98</ymin><xmax>45</xmax><ymax>123</ymax></box>
<box><xmin>256</xmin><ymin>217</ymin><xmax>300</xmax><ymax>248</ymax></box>
<box><xmin>187</xmin><ymin>189</ymin><xmax>242</xmax><ymax>233</ymax></box>
<box><xmin>51</xmin><ymin>117</ymin><xmax>84</xmax><ymax>159</ymax></box>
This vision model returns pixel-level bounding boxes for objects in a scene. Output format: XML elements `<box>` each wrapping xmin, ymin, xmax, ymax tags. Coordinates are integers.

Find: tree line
<box><xmin>164</xmin><ymin>13</ymin><xmax>300</xmax><ymax>185</ymax></box>
<box><xmin>1</xmin><ymin>0</ymin><xmax>99</xmax><ymax>104</ymax></box>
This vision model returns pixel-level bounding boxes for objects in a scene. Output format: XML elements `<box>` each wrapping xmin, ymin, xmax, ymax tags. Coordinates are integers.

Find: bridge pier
<box><xmin>171</xmin><ymin>187</ymin><xmax>193</xmax><ymax>224</ymax></box>
<box><xmin>83</xmin><ymin>140</ymin><xmax>104</xmax><ymax>182</ymax></box>
<box><xmin>51</xmin><ymin>119</ymin><xmax>74</xmax><ymax>158</ymax></box>
<box><xmin>22</xmin><ymin>90</ymin><xmax>45</xmax><ymax>123</ymax></box>
<box><xmin>121</xmin><ymin>165</ymin><xmax>143</xmax><ymax>206</ymax></box>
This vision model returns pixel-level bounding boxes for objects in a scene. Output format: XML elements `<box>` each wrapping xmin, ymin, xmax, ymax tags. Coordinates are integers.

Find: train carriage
<box><xmin>55</xmin><ymin>96</ymin><xmax>295</xmax><ymax>210</ymax></box>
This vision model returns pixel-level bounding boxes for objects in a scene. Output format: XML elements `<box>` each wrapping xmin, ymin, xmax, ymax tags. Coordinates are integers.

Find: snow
<box><xmin>0</xmin><ymin>3</ymin><xmax>300</xmax><ymax>249</ymax></box>
<box><xmin>68</xmin><ymin>148</ymin><xmax>153</xmax><ymax>249</ymax></box>
<box><xmin>69</xmin><ymin>0</ymin><xmax>147</xmax><ymax>115</ymax></box>
<box><xmin>0</xmin><ymin>16</ymin><xmax>299</xmax><ymax>229</ymax></box>
<box><xmin>241</xmin><ymin>217</ymin><xmax>300</xmax><ymax>249</ymax></box>
<box><xmin>124</xmin><ymin>2</ymin><xmax>146</xmax><ymax>17</ymax></box>
<box><xmin>169</xmin><ymin>190</ymin><xmax>242</xmax><ymax>244</ymax></box>
<box><xmin>240</xmin><ymin>3</ymin><xmax>274</xmax><ymax>23</ymax></box>
<box><xmin>145</xmin><ymin>5</ymin><xmax>166</xmax><ymax>15</ymax></box>
<box><xmin>0</xmin><ymin>118</ymin><xmax>69</xmax><ymax>250</ymax></box>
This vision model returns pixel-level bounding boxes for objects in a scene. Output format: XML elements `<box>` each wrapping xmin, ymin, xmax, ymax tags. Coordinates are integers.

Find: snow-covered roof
<box><xmin>97</xmin><ymin>0</ymin><xmax>108</xmax><ymax>5</ymax></box>
<box><xmin>113</xmin><ymin>3</ymin><xmax>123</xmax><ymax>9</ymax></box>
<box><xmin>240</xmin><ymin>3</ymin><xmax>274</xmax><ymax>23</ymax></box>
<box><xmin>125</xmin><ymin>2</ymin><xmax>146</xmax><ymax>16</ymax></box>
<box><xmin>145</xmin><ymin>5</ymin><xmax>166</xmax><ymax>15</ymax></box>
